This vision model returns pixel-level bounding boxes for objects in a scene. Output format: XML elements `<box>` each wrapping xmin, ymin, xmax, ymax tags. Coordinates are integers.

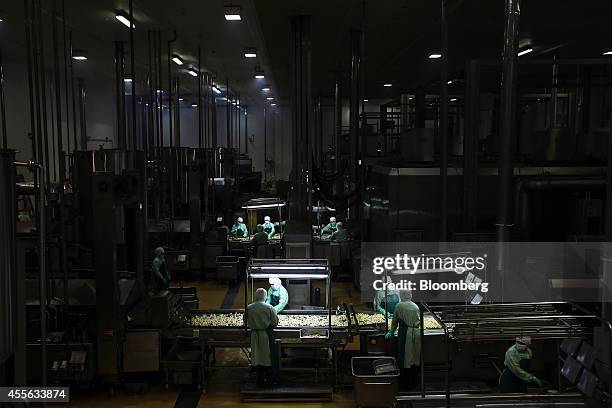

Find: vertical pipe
<box><xmin>167</xmin><ymin>31</ymin><xmax>176</xmax><ymax>148</ymax></box>
<box><xmin>0</xmin><ymin>52</ymin><xmax>6</xmax><ymax>149</ymax></box>
<box><xmin>226</xmin><ymin>79</ymin><xmax>230</xmax><ymax>148</ymax></box>
<box><xmin>36</xmin><ymin>0</ymin><xmax>51</xmax><ymax>187</ymax></box>
<box><xmin>439</xmin><ymin>0</ymin><xmax>449</xmax><ymax>242</ymax></box>
<box><xmin>129</xmin><ymin>0</ymin><xmax>136</xmax><ymax>150</ymax></box>
<box><xmin>334</xmin><ymin>70</ymin><xmax>341</xmax><ymax>159</ymax></box>
<box><xmin>463</xmin><ymin>60</ymin><xmax>480</xmax><ymax>232</ymax></box>
<box><xmin>69</xmin><ymin>31</ymin><xmax>77</xmax><ymax>152</ymax></box>
<box><xmin>115</xmin><ymin>41</ymin><xmax>125</xmax><ymax>150</ymax></box>
<box><xmin>157</xmin><ymin>31</ymin><xmax>163</xmax><ymax>149</ymax></box>
<box><xmin>52</xmin><ymin>0</ymin><xmax>69</xmax><ymax>321</ymax></box>
<box><xmin>37</xmin><ymin>164</ymin><xmax>47</xmax><ymax>387</ymax></box>
<box><xmin>550</xmin><ymin>52</ymin><xmax>559</xmax><ymax>128</ymax></box>
<box><xmin>78</xmin><ymin>79</ymin><xmax>86</xmax><ymax>149</ymax></box>
<box><xmin>24</xmin><ymin>0</ymin><xmax>37</xmax><ymax>161</ymax></box>
<box><xmin>244</xmin><ymin>105</ymin><xmax>248</xmax><ymax>155</ymax></box>
<box><xmin>61</xmin><ymin>0</ymin><xmax>70</xmax><ymax>154</ymax></box>
<box><xmin>349</xmin><ymin>30</ymin><xmax>361</xmax><ymax>180</ymax></box>
<box><xmin>198</xmin><ymin>48</ymin><xmax>202</xmax><ymax>149</ymax></box>
<box><xmin>496</xmin><ymin>0</ymin><xmax>520</xmax><ymax>299</ymax></box>
<box><xmin>263</xmin><ymin>106</ymin><xmax>267</xmax><ymax>179</ymax></box>
<box><xmin>32</xmin><ymin>0</ymin><xmax>43</xmax><ymax>163</ymax></box>
<box><xmin>175</xmin><ymin>77</ymin><xmax>181</xmax><ymax>147</ymax></box>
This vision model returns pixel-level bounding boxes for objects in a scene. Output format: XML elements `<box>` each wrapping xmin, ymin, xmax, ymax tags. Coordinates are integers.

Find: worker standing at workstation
<box><xmin>230</xmin><ymin>216</ymin><xmax>249</xmax><ymax>237</ymax></box>
<box><xmin>385</xmin><ymin>298</ymin><xmax>421</xmax><ymax>390</ymax></box>
<box><xmin>262</xmin><ymin>215</ymin><xmax>276</xmax><ymax>239</ymax></box>
<box><xmin>246</xmin><ymin>288</ymin><xmax>279</xmax><ymax>388</ymax></box>
<box><xmin>320</xmin><ymin>216</ymin><xmax>338</xmax><ymax>236</ymax></box>
<box><xmin>498</xmin><ymin>336</ymin><xmax>542</xmax><ymax>392</ymax></box>
<box><xmin>330</xmin><ymin>222</ymin><xmax>348</xmax><ymax>242</ymax></box>
<box><xmin>266</xmin><ymin>277</ymin><xmax>288</xmax><ymax>313</ymax></box>
<box><xmin>373</xmin><ymin>276</ymin><xmax>401</xmax><ymax>316</ymax></box>
<box><xmin>252</xmin><ymin>224</ymin><xmax>269</xmax><ymax>257</ymax></box>
<box><xmin>152</xmin><ymin>247</ymin><xmax>171</xmax><ymax>293</ymax></box>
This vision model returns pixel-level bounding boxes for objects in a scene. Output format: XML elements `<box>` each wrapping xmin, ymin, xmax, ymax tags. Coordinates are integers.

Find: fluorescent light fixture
<box><xmin>266</xmin><ymin>97</ymin><xmax>274</xmax><ymax>100</ymax></box>
<box><xmin>72</xmin><ymin>50</ymin><xmax>88</xmax><ymax>61</ymax></box>
<box><xmin>447</xmin><ymin>80</ymin><xmax>453</xmax><ymax>85</ymax></box>
<box><xmin>172</xmin><ymin>55</ymin><xmax>184</xmax><ymax>65</ymax></box>
<box><xmin>212</xmin><ymin>86</ymin><xmax>222</xmax><ymax>94</ymax></box>
<box><xmin>178</xmin><ymin>98</ymin><xmax>183</xmax><ymax>101</ymax></box>
<box><xmin>262</xmin><ymin>87</ymin><xmax>270</xmax><ymax>92</ymax></box>
<box><xmin>450</xmin><ymin>98</ymin><xmax>457</xmax><ymax>102</ymax></box>
<box><xmin>250</xmin><ymin>273</ymin><xmax>328</xmax><ymax>279</ymax></box>
<box><xmin>604</xmin><ymin>50</ymin><xmax>612</xmax><ymax>56</ymax></box>
<box><xmin>156</xmin><ymin>89</ymin><xmax>163</xmax><ymax>93</ymax></box>
<box><xmin>241</xmin><ymin>202</ymin><xmax>286</xmax><ymax>209</ymax></box>
<box><xmin>383</xmin><ymin>83</ymin><xmax>392</xmax><ymax>87</ymax></box>
<box><xmin>429</xmin><ymin>53</ymin><xmax>442</xmax><ymax>59</ymax></box>
<box><xmin>124</xmin><ymin>78</ymin><xmax>132</xmax><ymax>82</ymax></box>
<box><xmin>270</xmin><ymin>103</ymin><xmax>277</xmax><ymax>106</ymax></box>
<box><xmin>363</xmin><ymin>99</ymin><xmax>369</xmax><ymax>102</ymax></box>
<box><xmin>191</xmin><ymin>103</ymin><xmax>198</xmax><ymax>107</ymax></box>
<box><xmin>0</xmin><ymin>19</ymin><xmax>3</xmax><ymax>23</ymax></box>
<box><xmin>187</xmin><ymin>68</ymin><xmax>198</xmax><ymax>77</ymax></box>
<box><xmin>518</xmin><ymin>48</ymin><xmax>533</xmax><ymax>57</ymax></box>
<box><xmin>255</xmin><ymin>74</ymin><xmax>265</xmax><ymax>79</ymax></box>
<box><xmin>244</xmin><ymin>48</ymin><xmax>257</xmax><ymax>58</ymax></box>
<box><xmin>224</xmin><ymin>5</ymin><xmax>241</xmax><ymax>20</ymax></box>
<box><xmin>115</xmin><ymin>11</ymin><xmax>134</xmax><ymax>28</ymax></box>
<box><xmin>253</xmin><ymin>265</ymin><xmax>326</xmax><ymax>270</ymax></box>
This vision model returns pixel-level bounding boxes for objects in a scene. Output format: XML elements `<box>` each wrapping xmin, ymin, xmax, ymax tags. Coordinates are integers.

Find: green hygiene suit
<box><xmin>388</xmin><ymin>301</ymin><xmax>421</xmax><ymax>368</ymax></box>
<box><xmin>246</xmin><ymin>300</ymin><xmax>279</xmax><ymax>367</ymax></box>
<box><xmin>265</xmin><ymin>285</ymin><xmax>289</xmax><ymax>314</ymax></box>
<box><xmin>498</xmin><ymin>344</ymin><xmax>541</xmax><ymax>392</ymax></box>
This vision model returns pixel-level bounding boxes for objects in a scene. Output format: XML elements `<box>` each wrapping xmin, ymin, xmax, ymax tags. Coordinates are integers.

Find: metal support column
<box><xmin>462</xmin><ymin>60</ymin><xmax>480</xmax><ymax>232</ymax></box>
<box><xmin>440</xmin><ymin>0</ymin><xmax>449</xmax><ymax>242</ymax></box>
<box><xmin>349</xmin><ymin>30</ymin><xmax>361</xmax><ymax>180</ymax></box>
<box><xmin>289</xmin><ymin>15</ymin><xmax>312</xmax><ymax>220</ymax></box>
<box><xmin>496</xmin><ymin>0</ymin><xmax>521</xmax><ymax>299</ymax></box>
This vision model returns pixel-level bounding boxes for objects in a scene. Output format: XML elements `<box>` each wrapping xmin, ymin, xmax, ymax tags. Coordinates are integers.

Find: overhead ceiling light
<box><xmin>450</xmin><ymin>98</ymin><xmax>457</xmax><ymax>102</ymax></box>
<box><xmin>178</xmin><ymin>98</ymin><xmax>183</xmax><ymax>101</ymax></box>
<box><xmin>72</xmin><ymin>50</ymin><xmax>88</xmax><ymax>60</ymax></box>
<box><xmin>244</xmin><ymin>48</ymin><xmax>257</xmax><ymax>58</ymax></box>
<box><xmin>518</xmin><ymin>48</ymin><xmax>533</xmax><ymax>57</ymax></box>
<box><xmin>187</xmin><ymin>68</ymin><xmax>198</xmax><ymax>77</ymax></box>
<box><xmin>224</xmin><ymin>5</ymin><xmax>241</xmax><ymax>21</ymax></box>
<box><xmin>270</xmin><ymin>103</ymin><xmax>277</xmax><ymax>106</ymax></box>
<box><xmin>191</xmin><ymin>103</ymin><xmax>198</xmax><ymax>107</ymax></box>
<box><xmin>266</xmin><ymin>97</ymin><xmax>274</xmax><ymax>100</ymax></box>
<box><xmin>156</xmin><ymin>89</ymin><xmax>163</xmax><ymax>93</ymax></box>
<box><xmin>212</xmin><ymin>86</ymin><xmax>222</xmax><ymax>94</ymax></box>
<box><xmin>447</xmin><ymin>80</ymin><xmax>453</xmax><ymax>85</ymax></box>
<box><xmin>383</xmin><ymin>83</ymin><xmax>392</xmax><ymax>87</ymax></box>
<box><xmin>255</xmin><ymin>74</ymin><xmax>265</xmax><ymax>79</ymax></box>
<box><xmin>604</xmin><ymin>50</ymin><xmax>612</xmax><ymax>56</ymax></box>
<box><xmin>262</xmin><ymin>87</ymin><xmax>270</xmax><ymax>92</ymax></box>
<box><xmin>429</xmin><ymin>53</ymin><xmax>442</xmax><ymax>59</ymax></box>
<box><xmin>124</xmin><ymin>78</ymin><xmax>133</xmax><ymax>82</ymax></box>
<box><xmin>363</xmin><ymin>99</ymin><xmax>369</xmax><ymax>102</ymax></box>
<box><xmin>115</xmin><ymin>11</ymin><xmax>134</xmax><ymax>28</ymax></box>
<box><xmin>172</xmin><ymin>55</ymin><xmax>184</xmax><ymax>65</ymax></box>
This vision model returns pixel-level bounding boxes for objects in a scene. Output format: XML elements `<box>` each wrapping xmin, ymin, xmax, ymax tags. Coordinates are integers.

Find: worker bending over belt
<box><xmin>373</xmin><ymin>276</ymin><xmax>401</xmax><ymax>316</ymax></box>
<box><xmin>262</xmin><ymin>216</ymin><xmax>276</xmax><ymax>239</ymax></box>
<box><xmin>499</xmin><ymin>336</ymin><xmax>542</xmax><ymax>392</ymax></box>
<box><xmin>320</xmin><ymin>216</ymin><xmax>337</xmax><ymax>235</ymax></box>
<box><xmin>246</xmin><ymin>288</ymin><xmax>279</xmax><ymax>388</ymax></box>
<box><xmin>265</xmin><ymin>277</ymin><xmax>288</xmax><ymax>313</ymax></box>
<box><xmin>385</xmin><ymin>297</ymin><xmax>421</xmax><ymax>390</ymax></box>
<box><xmin>231</xmin><ymin>216</ymin><xmax>249</xmax><ymax>237</ymax></box>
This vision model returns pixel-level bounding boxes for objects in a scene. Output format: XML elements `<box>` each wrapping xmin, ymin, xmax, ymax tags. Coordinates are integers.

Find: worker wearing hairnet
<box><xmin>246</xmin><ymin>288</ymin><xmax>279</xmax><ymax>387</ymax></box>
<box><xmin>230</xmin><ymin>216</ymin><xmax>249</xmax><ymax>237</ymax></box>
<box><xmin>373</xmin><ymin>276</ymin><xmax>401</xmax><ymax>316</ymax></box>
<box><xmin>265</xmin><ymin>277</ymin><xmax>289</xmax><ymax>313</ymax></box>
<box><xmin>499</xmin><ymin>336</ymin><xmax>542</xmax><ymax>392</ymax></box>
<box><xmin>330</xmin><ymin>222</ymin><xmax>348</xmax><ymax>242</ymax></box>
<box><xmin>252</xmin><ymin>224</ymin><xmax>268</xmax><ymax>256</ymax></box>
<box><xmin>262</xmin><ymin>216</ymin><xmax>276</xmax><ymax>239</ymax></box>
<box><xmin>385</xmin><ymin>300</ymin><xmax>421</xmax><ymax>389</ymax></box>
<box><xmin>152</xmin><ymin>247</ymin><xmax>171</xmax><ymax>292</ymax></box>
<box><xmin>320</xmin><ymin>216</ymin><xmax>338</xmax><ymax>235</ymax></box>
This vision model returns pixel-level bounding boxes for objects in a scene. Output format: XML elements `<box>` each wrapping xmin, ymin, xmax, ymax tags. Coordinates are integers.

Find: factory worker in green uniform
<box><xmin>231</xmin><ymin>216</ymin><xmax>249</xmax><ymax>237</ymax></box>
<box><xmin>373</xmin><ymin>276</ymin><xmax>401</xmax><ymax>316</ymax></box>
<box><xmin>385</xmin><ymin>298</ymin><xmax>421</xmax><ymax>390</ymax></box>
<box><xmin>246</xmin><ymin>288</ymin><xmax>279</xmax><ymax>387</ymax></box>
<box><xmin>265</xmin><ymin>277</ymin><xmax>289</xmax><ymax>313</ymax></box>
<box><xmin>152</xmin><ymin>247</ymin><xmax>171</xmax><ymax>292</ymax></box>
<box><xmin>330</xmin><ymin>222</ymin><xmax>348</xmax><ymax>242</ymax></box>
<box><xmin>320</xmin><ymin>216</ymin><xmax>337</xmax><ymax>235</ymax></box>
<box><xmin>262</xmin><ymin>216</ymin><xmax>276</xmax><ymax>239</ymax></box>
<box><xmin>498</xmin><ymin>336</ymin><xmax>542</xmax><ymax>392</ymax></box>
<box><xmin>252</xmin><ymin>224</ymin><xmax>268</xmax><ymax>257</ymax></box>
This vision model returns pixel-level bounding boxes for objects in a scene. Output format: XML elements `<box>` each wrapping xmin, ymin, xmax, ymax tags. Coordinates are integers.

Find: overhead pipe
<box><xmin>129</xmin><ymin>0</ymin><xmax>136</xmax><ymax>150</ymax></box>
<box><xmin>496</xmin><ymin>0</ymin><xmax>521</xmax><ymax>299</ymax></box>
<box><xmin>167</xmin><ymin>31</ymin><xmax>176</xmax><ymax>147</ymax></box>
<box><xmin>440</xmin><ymin>0</ymin><xmax>449</xmax><ymax>242</ymax></box>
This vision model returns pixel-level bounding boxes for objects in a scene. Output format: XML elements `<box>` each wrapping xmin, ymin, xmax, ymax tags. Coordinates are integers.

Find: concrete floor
<box><xmin>68</xmin><ymin>278</ymin><xmax>369</xmax><ymax>407</ymax></box>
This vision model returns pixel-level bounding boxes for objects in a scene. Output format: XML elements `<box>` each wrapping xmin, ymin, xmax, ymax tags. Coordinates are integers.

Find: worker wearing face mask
<box><xmin>373</xmin><ymin>276</ymin><xmax>401</xmax><ymax>317</ymax></box>
<box><xmin>498</xmin><ymin>336</ymin><xmax>542</xmax><ymax>392</ymax></box>
<box><xmin>231</xmin><ymin>216</ymin><xmax>249</xmax><ymax>237</ymax></box>
<box><xmin>385</xmin><ymin>297</ymin><xmax>421</xmax><ymax>390</ymax></box>
<box><xmin>262</xmin><ymin>216</ymin><xmax>276</xmax><ymax>239</ymax></box>
<box><xmin>265</xmin><ymin>277</ymin><xmax>289</xmax><ymax>314</ymax></box>
<box><xmin>152</xmin><ymin>247</ymin><xmax>171</xmax><ymax>292</ymax></box>
<box><xmin>320</xmin><ymin>216</ymin><xmax>337</xmax><ymax>235</ymax></box>
<box><xmin>330</xmin><ymin>222</ymin><xmax>348</xmax><ymax>242</ymax></box>
<box><xmin>246</xmin><ymin>288</ymin><xmax>279</xmax><ymax>388</ymax></box>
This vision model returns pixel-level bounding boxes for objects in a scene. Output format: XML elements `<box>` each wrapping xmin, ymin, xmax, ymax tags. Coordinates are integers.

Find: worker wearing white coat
<box><xmin>262</xmin><ymin>216</ymin><xmax>276</xmax><ymax>239</ymax></box>
<box><xmin>246</xmin><ymin>288</ymin><xmax>279</xmax><ymax>387</ymax></box>
<box><xmin>265</xmin><ymin>277</ymin><xmax>289</xmax><ymax>313</ymax></box>
<box><xmin>385</xmin><ymin>298</ymin><xmax>421</xmax><ymax>390</ymax></box>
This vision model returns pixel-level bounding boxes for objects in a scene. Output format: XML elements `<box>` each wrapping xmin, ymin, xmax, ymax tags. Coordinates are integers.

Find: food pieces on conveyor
<box><xmin>189</xmin><ymin>311</ymin><xmax>442</xmax><ymax>329</ymax></box>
